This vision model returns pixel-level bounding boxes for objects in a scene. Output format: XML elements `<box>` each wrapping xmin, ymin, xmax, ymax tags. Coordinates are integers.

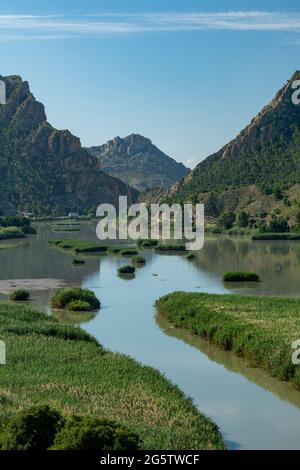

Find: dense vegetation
<box><xmin>118</xmin><ymin>265</ymin><xmax>136</xmax><ymax>275</ymax></box>
<box><xmin>0</xmin><ymin>404</ymin><xmax>140</xmax><ymax>450</ymax></box>
<box><xmin>169</xmin><ymin>72</ymin><xmax>300</xmax><ymax>223</ymax></box>
<box><xmin>155</xmin><ymin>243</ymin><xmax>186</xmax><ymax>253</ymax></box>
<box><xmin>132</xmin><ymin>256</ymin><xmax>146</xmax><ymax>266</ymax></box>
<box><xmin>137</xmin><ymin>239</ymin><xmax>159</xmax><ymax>248</ymax></box>
<box><xmin>157</xmin><ymin>292</ymin><xmax>300</xmax><ymax>387</ymax></box>
<box><xmin>0</xmin><ymin>301</ymin><xmax>224</xmax><ymax>449</ymax></box>
<box><xmin>252</xmin><ymin>233</ymin><xmax>300</xmax><ymax>240</ymax></box>
<box><xmin>9</xmin><ymin>289</ymin><xmax>30</xmax><ymax>301</ymax></box>
<box><xmin>0</xmin><ymin>227</ymin><xmax>25</xmax><ymax>240</ymax></box>
<box><xmin>51</xmin><ymin>288</ymin><xmax>100</xmax><ymax>311</ymax></box>
<box><xmin>223</xmin><ymin>272</ymin><xmax>260</xmax><ymax>282</ymax></box>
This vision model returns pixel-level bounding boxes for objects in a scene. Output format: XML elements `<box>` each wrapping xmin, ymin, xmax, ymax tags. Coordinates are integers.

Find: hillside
<box><xmin>169</xmin><ymin>71</ymin><xmax>300</xmax><ymax>221</ymax></box>
<box><xmin>87</xmin><ymin>134</ymin><xmax>189</xmax><ymax>192</ymax></box>
<box><xmin>0</xmin><ymin>75</ymin><xmax>138</xmax><ymax>216</ymax></box>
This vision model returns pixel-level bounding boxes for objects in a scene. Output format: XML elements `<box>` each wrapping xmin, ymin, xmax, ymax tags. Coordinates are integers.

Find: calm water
<box><xmin>2</xmin><ymin>223</ymin><xmax>300</xmax><ymax>449</ymax></box>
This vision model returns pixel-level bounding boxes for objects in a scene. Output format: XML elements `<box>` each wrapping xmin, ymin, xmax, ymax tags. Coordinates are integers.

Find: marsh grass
<box><xmin>132</xmin><ymin>256</ymin><xmax>146</xmax><ymax>266</ymax></box>
<box><xmin>120</xmin><ymin>248</ymin><xmax>138</xmax><ymax>257</ymax></box>
<box><xmin>155</xmin><ymin>244</ymin><xmax>186</xmax><ymax>253</ymax></box>
<box><xmin>51</xmin><ymin>288</ymin><xmax>100</xmax><ymax>311</ymax></box>
<box><xmin>252</xmin><ymin>233</ymin><xmax>300</xmax><ymax>241</ymax></box>
<box><xmin>9</xmin><ymin>289</ymin><xmax>30</xmax><ymax>301</ymax></box>
<box><xmin>137</xmin><ymin>239</ymin><xmax>158</xmax><ymax>249</ymax></box>
<box><xmin>0</xmin><ymin>301</ymin><xmax>224</xmax><ymax>450</ymax></box>
<box><xmin>0</xmin><ymin>227</ymin><xmax>26</xmax><ymax>240</ymax></box>
<box><xmin>157</xmin><ymin>292</ymin><xmax>300</xmax><ymax>387</ymax></box>
<box><xmin>223</xmin><ymin>272</ymin><xmax>260</xmax><ymax>282</ymax></box>
<box><xmin>118</xmin><ymin>265</ymin><xmax>136</xmax><ymax>275</ymax></box>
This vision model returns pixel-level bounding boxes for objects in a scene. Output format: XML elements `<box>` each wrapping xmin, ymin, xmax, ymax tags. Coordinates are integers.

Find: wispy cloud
<box><xmin>1</xmin><ymin>11</ymin><xmax>300</xmax><ymax>40</ymax></box>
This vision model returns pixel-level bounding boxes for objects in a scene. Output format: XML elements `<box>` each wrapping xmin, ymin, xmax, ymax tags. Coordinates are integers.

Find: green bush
<box><xmin>0</xmin><ymin>227</ymin><xmax>26</xmax><ymax>240</ymax></box>
<box><xmin>51</xmin><ymin>416</ymin><xmax>140</xmax><ymax>450</ymax></box>
<box><xmin>223</xmin><ymin>272</ymin><xmax>260</xmax><ymax>282</ymax></box>
<box><xmin>51</xmin><ymin>288</ymin><xmax>100</xmax><ymax>310</ymax></box>
<box><xmin>218</xmin><ymin>211</ymin><xmax>236</xmax><ymax>230</ymax></box>
<box><xmin>9</xmin><ymin>289</ymin><xmax>30</xmax><ymax>301</ymax></box>
<box><xmin>72</xmin><ymin>258</ymin><xmax>85</xmax><ymax>265</ymax></box>
<box><xmin>186</xmin><ymin>253</ymin><xmax>195</xmax><ymax>261</ymax></box>
<box><xmin>66</xmin><ymin>300</ymin><xmax>92</xmax><ymax>312</ymax></box>
<box><xmin>120</xmin><ymin>248</ymin><xmax>138</xmax><ymax>257</ymax></box>
<box><xmin>118</xmin><ymin>265</ymin><xmax>135</xmax><ymax>275</ymax></box>
<box><xmin>107</xmin><ymin>246</ymin><xmax>123</xmax><ymax>254</ymax></box>
<box><xmin>137</xmin><ymin>239</ymin><xmax>158</xmax><ymax>248</ymax></box>
<box><xmin>155</xmin><ymin>244</ymin><xmax>186</xmax><ymax>252</ymax></box>
<box><xmin>132</xmin><ymin>256</ymin><xmax>146</xmax><ymax>266</ymax></box>
<box><xmin>21</xmin><ymin>225</ymin><xmax>37</xmax><ymax>235</ymax></box>
<box><xmin>0</xmin><ymin>405</ymin><xmax>64</xmax><ymax>450</ymax></box>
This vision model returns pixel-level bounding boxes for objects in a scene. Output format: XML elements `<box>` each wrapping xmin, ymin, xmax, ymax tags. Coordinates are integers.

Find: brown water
<box><xmin>1</xmin><ymin>224</ymin><xmax>300</xmax><ymax>449</ymax></box>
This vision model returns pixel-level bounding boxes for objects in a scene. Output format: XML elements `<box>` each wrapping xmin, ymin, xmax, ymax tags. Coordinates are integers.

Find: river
<box><xmin>1</xmin><ymin>222</ymin><xmax>300</xmax><ymax>449</ymax></box>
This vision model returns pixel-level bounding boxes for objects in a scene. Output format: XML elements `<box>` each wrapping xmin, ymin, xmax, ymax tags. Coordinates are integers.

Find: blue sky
<box><xmin>0</xmin><ymin>1</ymin><xmax>300</xmax><ymax>168</ymax></box>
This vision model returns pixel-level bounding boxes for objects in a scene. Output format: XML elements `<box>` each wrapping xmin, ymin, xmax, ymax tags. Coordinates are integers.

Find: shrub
<box><xmin>237</xmin><ymin>211</ymin><xmax>249</xmax><ymax>228</ymax></box>
<box><xmin>218</xmin><ymin>211</ymin><xmax>236</xmax><ymax>230</ymax></box>
<box><xmin>118</xmin><ymin>265</ymin><xmax>135</xmax><ymax>275</ymax></box>
<box><xmin>155</xmin><ymin>244</ymin><xmax>186</xmax><ymax>252</ymax></box>
<box><xmin>21</xmin><ymin>225</ymin><xmax>37</xmax><ymax>235</ymax></box>
<box><xmin>51</xmin><ymin>288</ymin><xmax>100</xmax><ymax>310</ymax></box>
<box><xmin>0</xmin><ymin>227</ymin><xmax>26</xmax><ymax>240</ymax></box>
<box><xmin>269</xmin><ymin>217</ymin><xmax>289</xmax><ymax>233</ymax></box>
<box><xmin>132</xmin><ymin>256</ymin><xmax>146</xmax><ymax>266</ymax></box>
<box><xmin>51</xmin><ymin>416</ymin><xmax>140</xmax><ymax>450</ymax></box>
<box><xmin>72</xmin><ymin>258</ymin><xmax>85</xmax><ymax>265</ymax></box>
<box><xmin>0</xmin><ymin>405</ymin><xmax>64</xmax><ymax>450</ymax></box>
<box><xmin>9</xmin><ymin>289</ymin><xmax>30</xmax><ymax>301</ymax></box>
<box><xmin>223</xmin><ymin>272</ymin><xmax>260</xmax><ymax>282</ymax></box>
<box><xmin>120</xmin><ymin>248</ymin><xmax>138</xmax><ymax>257</ymax></box>
<box><xmin>137</xmin><ymin>239</ymin><xmax>158</xmax><ymax>248</ymax></box>
<box><xmin>107</xmin><ymin>246</ymin><xmax>123</xmax><ymax>254</ymax></box>
<box><xmin>186</xmin><ymin>253</ymin><xmax>195</xmax><ymax>261</ymax></box>
<box><xmin>66</xmin><ymin>300</ymin><xmax>92</xmax><ymax>312</ymax></box>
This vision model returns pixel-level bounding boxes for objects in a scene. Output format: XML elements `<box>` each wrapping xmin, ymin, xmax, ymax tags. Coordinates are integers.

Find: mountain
<box><xmin>87</xmin><ymin>134</ymin><xmax>190</xmax><ymax>192</ymax></box>
<box><xmin>169</xmin><ymin>71</ymin><xmax>300</xmax><ymax>221</ymax></box>
<box><xmin>0</xmin><ymin>75</ymin><xmax>138</xmax><ymax>216</ymax></box>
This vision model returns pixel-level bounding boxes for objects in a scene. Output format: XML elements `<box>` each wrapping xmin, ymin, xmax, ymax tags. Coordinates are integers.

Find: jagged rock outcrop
<box><xmin>87</xmin><ymin>133</ymin><xmax>189</xmax><ymax>192</ymax></box>
<box><xmin>0</xmin><ymin>75</ymin><xmax>138</xmax><ymax>215</ymax></box>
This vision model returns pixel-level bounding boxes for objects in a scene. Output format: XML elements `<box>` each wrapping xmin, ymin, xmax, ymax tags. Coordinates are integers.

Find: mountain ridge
<box><xmin>87</xmin><ymin>133</ymin><xmax>190</xmax><ymax>192</ymax></box>
<box><xmin>169</xmin><ymin>71</ymin><xmax>300</xmax><ymax>223</ymax></box>
<box><xmin>0</xmin><ymin>75</ymin><xmax>138</xmax><ymax>216</ymax></box>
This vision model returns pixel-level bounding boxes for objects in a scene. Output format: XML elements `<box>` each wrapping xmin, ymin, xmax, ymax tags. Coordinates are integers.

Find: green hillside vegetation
<box><xmin>169</xmin><ymin>72</ymin><xmax>300</xmax><ymax>223</ymax></box>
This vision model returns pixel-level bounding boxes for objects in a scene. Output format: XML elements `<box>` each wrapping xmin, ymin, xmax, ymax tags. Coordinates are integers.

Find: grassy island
<box><xmin>156</xmin><ymin>291</ymin><xmax>300</xmax><ymax>388</ymax></box>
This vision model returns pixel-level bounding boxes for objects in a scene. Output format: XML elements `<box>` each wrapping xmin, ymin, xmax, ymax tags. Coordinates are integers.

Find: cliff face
<box><xmin>87</xmin><ymin>133</ymin><xmax>190</xmax><ymax>192</ymax></box>
<box><xmin>170</xmin><ymin>71</ymin><xmax>300</xmax><ymax>202</ymax></box>
<box><xmin>0</xmin><ymin>75</ymin><xmax>138</xmax><ymax>215</ymax></box>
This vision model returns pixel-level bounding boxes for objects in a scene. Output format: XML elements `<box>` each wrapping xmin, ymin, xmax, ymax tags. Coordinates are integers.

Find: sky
<box><xmin>0</xmin><ymin>1</ymin><xmax>300</xmax><ymax>168</ymax></box>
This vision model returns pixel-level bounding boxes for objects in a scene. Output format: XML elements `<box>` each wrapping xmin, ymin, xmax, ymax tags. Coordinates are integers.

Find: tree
<box><xmin>237</xmin><ymin>211</ymin><xmax>249</xmax><ymax>228</ymax></box>
<box><xmin>269</xmin><ymin>217</ymin><xmax>289</xmax><ymax>233</ymax></box>
<box><xmin>218</xmin><ymin>211</ymin><xmax>236</xmax><ymax>230</ymax></box>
